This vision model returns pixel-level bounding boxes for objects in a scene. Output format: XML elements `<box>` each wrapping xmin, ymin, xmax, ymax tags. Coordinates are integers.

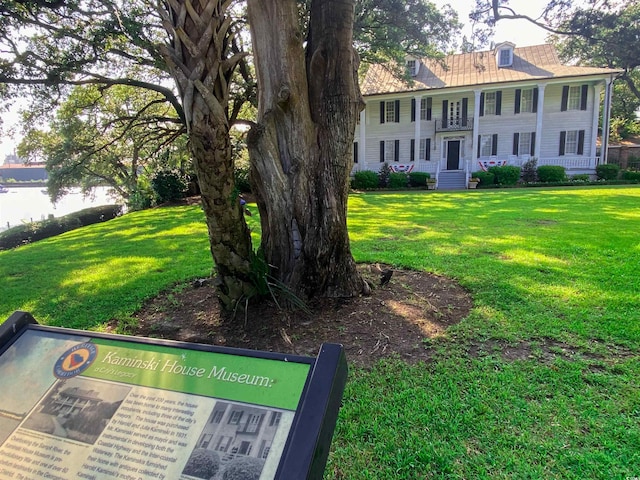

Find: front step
<box><xmin>437</xmin><ymin>171</ymin><xmax>466</xmax><ymax>190</ymax></box>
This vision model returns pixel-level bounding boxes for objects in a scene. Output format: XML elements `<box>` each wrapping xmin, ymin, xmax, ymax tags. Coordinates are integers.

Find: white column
<box><xmin>414</xmin><ymin>95</ymin><xmax>422</xmax><ymax>165</ymax></box>
<box><xmin>601</xmin><ymin>76</ymin><xmax>614</xmax><ymax>164</ymax></box>
<box><xmin>534</xmin><ymin>84</ymin><xmax>546</xmax><ymax>160</ymax></box>
<box><xmin>472</xmin><ymin>89</ymin><xmax>481</xmax><ymax>165</ymax></box>
<box><xmin>359</xmin><ymin>108</ymin><xmax>366</xmax><ymax>168</ymax></box>
<box><xmin>591</xmin><ymin>83</ymin><xmax>603</xmax><ymax>162</ymax></box>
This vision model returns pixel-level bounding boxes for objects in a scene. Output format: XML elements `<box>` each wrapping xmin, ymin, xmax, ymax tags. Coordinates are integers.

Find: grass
<box><xmin>1</xmin><ymin>185</ymin><xmax>640</xmax><ymax>478</ymax></box>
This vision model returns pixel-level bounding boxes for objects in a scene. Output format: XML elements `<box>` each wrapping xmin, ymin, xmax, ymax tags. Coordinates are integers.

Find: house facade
<box><xmin>354</xmin><ymin>42</ymin><xmax>621</xmax><ymax>189</ymax></box>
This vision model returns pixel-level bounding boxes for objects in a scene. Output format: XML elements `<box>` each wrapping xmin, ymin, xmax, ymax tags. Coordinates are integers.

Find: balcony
<box><xmin>435</xmin><ymin>117</ymin><xmax>473</xmax><ymax>133</ymax></box>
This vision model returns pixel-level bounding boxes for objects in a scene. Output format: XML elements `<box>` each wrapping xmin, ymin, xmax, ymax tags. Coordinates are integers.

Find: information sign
<box><xmin>0</xmin><ymin>311</ymin><xmax>347</xmax><ymax>480</ymax></box>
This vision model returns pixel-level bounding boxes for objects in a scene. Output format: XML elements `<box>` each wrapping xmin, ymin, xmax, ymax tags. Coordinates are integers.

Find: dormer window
<box><xmin>406</xmin><ymin>58</ymin><xmax>419</xmax><ymax>76</ymax></box>
<box><xmin>495</xmin><ymin>42</ymin><xmax>515</xmax><ymax>68</ymax></box>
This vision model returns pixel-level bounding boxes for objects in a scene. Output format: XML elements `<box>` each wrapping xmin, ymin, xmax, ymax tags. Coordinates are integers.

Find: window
<box><xmin>269</xmin><ymin>412</ymin><xmax>282</xmax><ymax>427</ymax></box>
<box><xmin>406</xmin><ymin>59</ymin><xmax>416</xmax><ymax>76</ymax></box>
<box><xmin>215</xmin><ymin>436</ymin><xmax>232</xmax><ymax>453</ymax></box>
<box><xmin>386</xmin><ymin>101</ymin><xmax>396</xmax><ymax>123</ymax></box>
<box><xmin>380</xmin><ymin>100</ymin><xmax>400</xmax><ymax>124</ymax></box>
<box><xmin>480</xmin><ymin>135</ymin><xmax>493</xmax><ymax>157</ymax></box>
<box><xmin>420</xmin><ymin>98</ymin><xmax>432</xmax><ymax>121</ymax></box>
<box><xmin>478</xmin><ymin>134</ymin><xmax>498</xmax><ymax>158</ymax></box>
<box><xmin>559</xmin><ymin>130</ymin><xmax>585</xmax><ymax>156</ymax></box>
<box><xmin>513</xmin><ymin>132</ymin><xmax>535</xmax><ymax>157</ymax></box>
<box><xmin>228</xmin><ymin>410</ymin><xmax>243</xmax><ymax>424</ymax></box>
<box><xmin>498</xmin><ymin>48</ymin><xmax>512</xmax><ymax>67</ymax></box>
<box><xmin>561</xmin><ymin>85</ymin><xmax>588</xmax><ymax>111</ymax></box>
<box><xmin>210</xmin><ymin>410</ymin><xmax>224</xmax><ymax>424</ymax></box>
<box><xmin>520</xmin><ymin>89</ymin><xmax>533</xmax><ymax>113</ymax></box>
<box><xmin>243</xmin><ymin>414</ymin><xmax>263</xmax><ymax>433</ymax></box>
<box><xmin>199</xmin><ymin>434</ymin><xmax>212</xmax><ymax>449</ymax></box>
<box><xmin>419</xmin><ymin>138</ymin><xmax>431</xmax><ymax>161</ymax></box>
<box><xmin>379</xmin><ymin>140</ymin><xmax>399</xmax><ymax>162</ymax></box>
<box><xmin>568</xmin><ymin>86</ymin><xmax>581</xmax><ymax>110</ymax></box>
<box><xmin>385</xmin><ymin>140</ymin><xmax>396</xmax><ymax>161</ymax></box>
<box><xmin>480</xmin><ymin>91</ymin><xmax>501</xmax><ymax>116</ymax></box>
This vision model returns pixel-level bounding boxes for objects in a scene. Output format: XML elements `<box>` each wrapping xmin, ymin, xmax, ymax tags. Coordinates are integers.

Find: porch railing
<box><xmin>434</xmin><ymin>117</ymin><xmax>474</xmax><ymax>133</ymax></box>
<box><xmin>535</xmin><ymin>157</ymin><xmax>600</xmax><ymax>170</ymax></box>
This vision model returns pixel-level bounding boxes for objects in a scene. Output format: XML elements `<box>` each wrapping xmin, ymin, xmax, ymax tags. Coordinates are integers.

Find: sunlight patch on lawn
<box><xmin>60</xmin><ymin>257</ymin><xmax>163</xmax><ymax>292</ymax></box>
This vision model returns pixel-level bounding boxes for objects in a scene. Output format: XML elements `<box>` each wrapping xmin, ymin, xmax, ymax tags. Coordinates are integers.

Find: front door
<box><xmin>446</xmin><ymin>140</ymin><xmax>460</xmax><ymax>170</ymax></box>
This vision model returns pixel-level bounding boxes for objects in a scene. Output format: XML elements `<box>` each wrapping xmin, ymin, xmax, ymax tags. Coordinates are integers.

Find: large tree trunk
<box><xmin>246</xmin><ymin>0</ymin><xmax>368</xmax><ymax>299</ymax></box>
<box><xmin>158</xmin><ymin>0</ymin><xmax>256</xmax><ymax>308</ymax></box>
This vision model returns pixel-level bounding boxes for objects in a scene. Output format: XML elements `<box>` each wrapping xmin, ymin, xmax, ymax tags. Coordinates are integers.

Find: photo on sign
<box><xmin>22</xmin><ymin>376</ymin><xmax>131</xmax><ymax>445</ymax></box>
<box><xmin>182</xmin><ymin>401</ymin><xmax>290</xmax><ymax>480</ymax></box>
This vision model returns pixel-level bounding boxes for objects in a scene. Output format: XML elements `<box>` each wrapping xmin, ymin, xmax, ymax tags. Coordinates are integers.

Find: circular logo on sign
<box><xmin>54</xmin><ymin>343</ymin><xmax>98</xmax><ymax>379</ymax></box>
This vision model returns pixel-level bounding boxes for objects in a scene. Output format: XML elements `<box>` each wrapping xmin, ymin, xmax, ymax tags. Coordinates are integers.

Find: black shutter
<box><xmin>477</xmin><ymin>135</ymin><xmax>481</xmax><ymax>158</ymax></box>
<box><xmin>577</xmin><ymin>130</ymin><xmax>585</xmax><ymax>154</ymax></box>
<box><xmin>561</xmin><ymin>86</ymin><xmax>569</xmax><ymax>111</ymax></box>
<box><xmin>462</xmin><ymin>97</ymin><xmax>468</xmax><ymax>126</ymax></box>
<box><xmin>559</xmin><ymin>131</ymin><xmax>566</xmax><ymax>156</ymax></box>
<box><xmin>530</xmin><ymin>132</ymin><xmax>536</xmax><ymax>157</ymax></box>
<box><xmin>532</xmin><ymin>88</ymin><xmax>538</xmax><ymax>113</ymax></box>
<box><xmin>514</xmin><ymin>89</ymin><xmax>521</xmax><ymax>114</ymax></box>
<box><xmin>513</xmin><ymin>133</ymin><xmax>520</xmax><ymax>155</ymax></box>
<box><xmin>353</xmin><ymin>142</ymin><xmax>358</xmax><ymax>163</ymax></box>
<box><xmin>411</xmin><ymin>98</ymin><xmax>416</xmax><ymax>122</ymax></box>
<box><xmin>426</xmin><ymin>97</ymin><xmax>432</xmax><ymax>120</ymax></box>
<box><xmin>479</xmin><ymin>93</ymin><xmax>485</xmax><ymax>117</ymax></box>
<box><xmin>491</xmin><ymin>134</ymin><xmax>498</xmax><ymax>156</ymax></box>
<box><xmin>580</xmin><ymin>85</ymin><xmax>588</xmax><ymax>111</ymax></box>
<box><xmin>442</xmin><ymin>100</ymin><xmax>448</xmax><ymax>128</ymax></box>
<box><xmin>380</xmin><ymin>101</ymin><xmax>385</xmax><ymax>124</ymax></box>
<box><xmin>496</xmin><ymin>91</ymin><xmax>502</xmax><ymax>115</ymax></box>
<box><xmin>425</xmin><ymin>139</ymin><xmax>431</xmax><ymax>161</ymax></box>
<box><xmin>394</xmin><ymin>100</ymin><xmax>400</xmax><ymax>123</ymax></box>
<box><xmin>394</xmin><ymin>140</ymin><xmax>400</xmax><ymax>162</ymax></box>
<box><xmin>410</xmin><ymin>139</ymin><xmax>415</xmax><ymax>161</ymax></box>
<box><xmin>380</xmin><ymin>141</ymin><xmax>385</xmax><ymax>162</ymax></box>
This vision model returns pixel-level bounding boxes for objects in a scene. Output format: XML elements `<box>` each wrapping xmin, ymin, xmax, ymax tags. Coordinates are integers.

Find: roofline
<box><xmin>362</xmin><ymin>70</ymin><xmax>623</xmax><ymax>99</ymax></box>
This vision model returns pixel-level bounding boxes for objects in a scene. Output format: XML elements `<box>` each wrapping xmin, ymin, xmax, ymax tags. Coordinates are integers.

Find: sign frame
<box><xmin>0</xmin><ymin>310</ymin><xmax>347</xmax><ymax>480</ymax></box>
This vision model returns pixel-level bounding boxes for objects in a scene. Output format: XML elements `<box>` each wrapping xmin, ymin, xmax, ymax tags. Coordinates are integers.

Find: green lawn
<box><xmin>1</xmin><ymin>185</ymin><xmax>639</xmax><ymax>478</ymax></box>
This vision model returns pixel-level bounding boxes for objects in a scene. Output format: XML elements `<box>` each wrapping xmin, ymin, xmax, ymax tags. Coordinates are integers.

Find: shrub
<box><xmin>621</xmin><ymin>170</ymin><xmax>640</xmax><ymax>181</ymax></box>
<box><xmin>150</xmin><ymin>167</ymin><xmax>189</xmax><ymax>203</ymax></box>
<box><xmin>182</xmin><ymin>449</ymin><xmax>220</xmax><ymax>479</ymax></box>
<box><xmin>378</xmin><ymin>163</ymin><xmax>392</xmax><ymax>187</ymax></box>
<box><xmin>388</xmin><ymin>172</ymin><xmax>408</xmax><ymax>189</ymax></box>
<box><xmin>234</xmin><ymin>164</ymin><xmax>251</xmax><ymax>194</ymax></box>
<box><xmin>537</xmin><ymin>165</ymin><xmax>567</xmax><ymax>183</ymax></box>
<box><xmin>352</xmin><ymin>170</ymin><xmax>379</xmax><ymax>190</ymax></box>
<box><xmin>487</xmin><ymin>165</ymin><xmax>520</xmax><ymax>185</ymax></box>
<box><xmin>222</xmin><ymin>456</ymin><xmax>264</xmax><ymax>480</ymax></box>
<box><xmin>408</xmin><ymin>171</ymin><xmax>430</xmax><ymax>187</ymax></box>
<box><xmin>0</xmin><ymin>205</ymin><xmax>122</xmax><ymax>250</ymax></box>
<box><xmin>127</xmin><ymin>188</ymin><xmax>153</xmax><ymax>211</ymax></box>
<box><xmin>474</xmin><ymin>171</ymin><xmax>494</xmax><ymax>186</ymax></box>
<box><xmin>521</xmin><ymin>158</ymin><xmax>538</xmax><ymax>183</ymax></box>
<box><xmin>571</xmin><ymin>174</ymin><xmax>590</xmax><ymax>182</ymax></box>
<box><xmin>596</xmin><ymin>163</ymin><xmax>620</xmax><ymax>180</ymax></box>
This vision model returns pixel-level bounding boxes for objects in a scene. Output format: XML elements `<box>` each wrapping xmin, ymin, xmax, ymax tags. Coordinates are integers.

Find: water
<box><xmin>0</xmin><ymin>186</ymin><xmax>119</xmax><ymax>232</ymax></box>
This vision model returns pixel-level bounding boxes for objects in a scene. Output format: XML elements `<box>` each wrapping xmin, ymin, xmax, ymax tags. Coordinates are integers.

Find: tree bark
<box><xmin>158</xmin><ymin>0</ymin><xmax>256</xmax><ymax>308</ymax></box>
<box><xmin>247</xmin><ymin>0</ymin><xmax>368</xmax><ymax>299</ymax></box>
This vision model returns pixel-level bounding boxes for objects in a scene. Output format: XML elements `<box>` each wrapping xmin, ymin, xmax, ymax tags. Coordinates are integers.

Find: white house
<box><xmin>354</xmin><ymin>42</ymin><xmax>622</xmax><ymax>189</ymax></box>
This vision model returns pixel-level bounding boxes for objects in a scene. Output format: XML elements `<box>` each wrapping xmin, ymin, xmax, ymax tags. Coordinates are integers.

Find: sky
<box><xmin>0</xmin><ymin>1</ymin><xmax>554</xmax><ymax>161</ymax></box>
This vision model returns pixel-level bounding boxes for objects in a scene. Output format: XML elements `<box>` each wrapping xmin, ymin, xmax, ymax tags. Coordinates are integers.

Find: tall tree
<box><xmin>18</xmin><ymin>84</ymin><xmax>186</xmax><ymax>203</ymax></box>
<box><xmin>1</xmin><ymin>0</ymin><xmax>459</xmax><ymax>308</ymax></box>
<box><xmin>246</xmin><ymin>0</ymin><xmax>369</xmax><ymax>299</ymax></box>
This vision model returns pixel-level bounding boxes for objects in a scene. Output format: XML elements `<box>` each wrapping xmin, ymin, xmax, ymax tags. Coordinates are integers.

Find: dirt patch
<box><xmin>115</xmin><ymin>265</ymin><xmax>473</xmax><ymax>368</ymax></box>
